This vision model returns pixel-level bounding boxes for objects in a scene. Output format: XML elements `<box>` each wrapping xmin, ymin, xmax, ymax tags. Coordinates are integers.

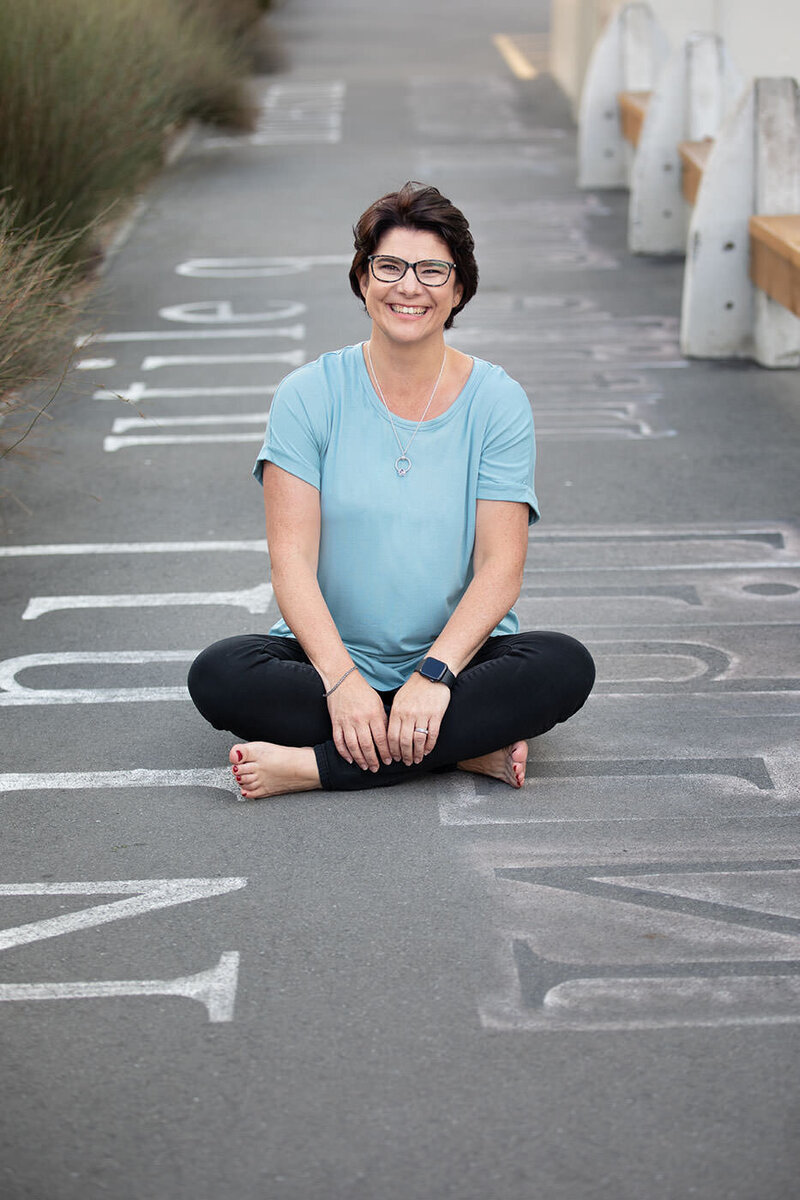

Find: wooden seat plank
<box><xmin>678</xmin><ymin>139</ymin><xmax>714</xmax><ymax>205</ymax></box>
<box><xmin>749</xmin><ymin>215</ymin><xmax>800</xmax><ymax>318</ymax></box>
<box><xmin>617</xmin><ymin>91</ymin><xmax>651</xmax><ymax>147</ymax></box>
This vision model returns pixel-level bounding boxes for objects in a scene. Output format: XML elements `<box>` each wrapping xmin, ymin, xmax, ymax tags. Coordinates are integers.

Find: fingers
<box><xmin>326</xmin><ymin>674</ymin><xmax>391</xmax><ymax>772</ymax></box>
<box><xmin>423</xmin><ymin>714</ymin><xmax>442</xmax><ymax>758</ymax></box>
<box><xmin>333</xmin><ymin>718</ymin><xmax>391</xmax><ymax>773</ymax></box>
<box><xmin>387</xmin><ymin>715</ymin><xmax>421</xmax><ymax>766</ymax></box>
<box><xmin>388</xmin><ymin>715</ymin><xmax>441</xmax><ymax>766</ymax></box>
<box><xmin>370</xmin><ymin>720</ymin><xmax>393</xmax><ymax>768</ymax></box>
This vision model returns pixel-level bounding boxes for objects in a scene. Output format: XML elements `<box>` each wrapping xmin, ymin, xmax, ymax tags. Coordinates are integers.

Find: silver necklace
<box><xmin>364</xmin><ymin>341</ymin><xmax>447</xmax><ymax>477</ymax></box>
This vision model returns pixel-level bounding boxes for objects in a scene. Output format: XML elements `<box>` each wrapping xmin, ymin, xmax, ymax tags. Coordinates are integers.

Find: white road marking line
<box><xmin>204</xmin><ymin>81</ymin><xmax>346</xmax><ymax>147</ymax></box>
<box><xmin>111</xmin><ymin>413</ymin><xmax>266</xmax><ymax>433</ymax></box>
<box><xmin>104</xmin><ymin>432</ymin><xmax>263</xmax><ymax>451</ymax></box>
<box><xmin>76</xmin><ymin>324</ymin><xmax>304</xmax><ymax>346</ymax></box>
<box><xmin>0</xmin><ymin>877</ymin><xmax>247</xmax><ymax>950</ymax></box>
<box><xmin>158</xmin><ymin>299</ymin><xmax>306</xmax><ymax>323</ymax></box>
<box><xmin>0</xmin><ymin>952</ymin><xmax>240</xmax><ymax>1022</ymax></box>
<box><xmin>0</xmin><ymin>650</ymin><xmax>195</xmax><ymax>706</ymax></box>
<box><xmin>93</xmin><ymin>382</ymin><xmax>277</xmax><ymax>402</ymax></box>
<box><xmin>0</xmin><ymin>539</ymin><xmax>267</xmax><ymax>557</ymax></box>
<box><xmin>175</xmin><ymin>255</ymin><xmax>351</xmax><ymax>278</ymax></box>
<box><xmin>0</xmin><ymin>768</ymin><xmax>237</xmax><ymax>793</ymax></box>
<box><xmin>75</xmin><ymin>358</ymin><xmax>116</xmax><ymax>369</ymax></box>
<box><xmin>0</xmin><ymin>879</ymin><xmax>245</xmax><ymax>1021</ymax></box>
<box><xmin>479</xmin><ymin>861</ymin><xmax>800</xmax><ymax>1030</ymax></box>
<box><xmin>22</xmin><ymin>581</ymin><xmax>272</xmax><ymax>619</ymax></box>
<box><xmin>141</xmin><ymin>350</ymin><xmax>305</xmax><ymax>370</ymax></box>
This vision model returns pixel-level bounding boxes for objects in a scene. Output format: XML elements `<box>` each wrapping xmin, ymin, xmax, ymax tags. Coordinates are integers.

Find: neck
<box><xmin>366</xmin><ymin>331</ymin><xmax>447</xmax><ymax>392</ymax></box>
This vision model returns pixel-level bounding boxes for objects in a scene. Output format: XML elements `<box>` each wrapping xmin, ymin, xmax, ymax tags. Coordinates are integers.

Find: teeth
<box><xmin>392</xmin><ymin>305</ymin><xmax>426</xmax><ymax>314</ymax></box>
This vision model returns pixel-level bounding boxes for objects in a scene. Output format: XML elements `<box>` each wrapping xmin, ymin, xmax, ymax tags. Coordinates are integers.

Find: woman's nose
<box><xmin>397</xmin><ymin>266</ymin><xmax>422</xmax><ymax>293</ymax></box>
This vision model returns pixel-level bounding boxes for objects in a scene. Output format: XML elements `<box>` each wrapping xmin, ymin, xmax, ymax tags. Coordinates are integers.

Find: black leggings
<box><xmin>187</xmin><ymin>631</ymin><xmax>595</xmax><ymax>791</ymax></box>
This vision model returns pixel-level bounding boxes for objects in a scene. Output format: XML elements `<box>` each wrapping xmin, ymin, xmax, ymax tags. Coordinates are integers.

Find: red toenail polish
<box><xmin>235</xmin><ymin>749</ymin><xmax>243</xmax><ymax>762</ymax></box>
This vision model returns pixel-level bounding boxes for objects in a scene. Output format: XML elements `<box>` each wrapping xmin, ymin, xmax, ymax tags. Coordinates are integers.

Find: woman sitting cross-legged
<box><xmin>188</xmin><ymin>182</ymin><xmax>595</xmax><ymax>799</ymax></box>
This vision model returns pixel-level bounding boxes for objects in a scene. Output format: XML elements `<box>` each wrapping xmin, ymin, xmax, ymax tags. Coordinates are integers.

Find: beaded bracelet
<box><xmin>323</xmin><ymin>665</ymin><xmax>357</xmax><ymax>698</ymax></box>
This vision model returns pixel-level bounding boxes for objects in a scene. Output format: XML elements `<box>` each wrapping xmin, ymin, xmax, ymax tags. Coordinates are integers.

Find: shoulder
<box><xmin>469</xmin><ymin>358</ymin><xmax>533</xmax><ymax>427</ymax></box>
<box><xmin>275</xmin><ymin>343</ymin><xmax>363</xmax><ymax>403</ymax></box>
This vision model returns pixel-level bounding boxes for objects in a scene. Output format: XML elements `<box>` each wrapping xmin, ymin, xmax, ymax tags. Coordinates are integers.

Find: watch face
<box><xmin>421</xmin><ymin>657</ymin><xmax>447</xmax><ymax>681</ymax></box>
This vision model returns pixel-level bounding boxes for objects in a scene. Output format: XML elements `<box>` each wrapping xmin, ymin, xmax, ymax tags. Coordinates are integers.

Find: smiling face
<box><xmin>359</xmin><ymin>226</ymin><xmax>463</xmax><ymax>347</ymax></box>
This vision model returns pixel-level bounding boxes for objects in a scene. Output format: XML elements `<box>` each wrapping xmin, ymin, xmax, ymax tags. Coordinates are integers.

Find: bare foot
<box><xmin>457</xmin><ymin>739</ymin><xmax>528</xmax><ymax>789</ymax></box>
<box><xmin>230</xmin><ymin>742</ymin><xmax>321</xmax><ymax>799</ymax></box>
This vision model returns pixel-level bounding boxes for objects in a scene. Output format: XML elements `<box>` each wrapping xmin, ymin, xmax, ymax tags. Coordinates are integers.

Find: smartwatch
<box><xmin>417</xmin><ymin>656</ymin><xmax>457</xmax><ymax>688</ymax></box>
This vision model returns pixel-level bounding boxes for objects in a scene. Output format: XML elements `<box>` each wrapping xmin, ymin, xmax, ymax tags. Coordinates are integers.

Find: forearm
<box><xmin>270</xmin><ymin>556</ymin><xmax>354</xmax><ymax>691</ymax></box>
<box><xmin>427</xmin><ymin>557</ymin><xmax>523</xmax><ymax>675</ymax></box>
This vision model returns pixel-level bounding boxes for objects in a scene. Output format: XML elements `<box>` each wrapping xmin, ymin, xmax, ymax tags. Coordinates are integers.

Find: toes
<box><xmin>230</xmin><ymin>745</ymin><xmax>245</xmax><ymax>765</ymax></box>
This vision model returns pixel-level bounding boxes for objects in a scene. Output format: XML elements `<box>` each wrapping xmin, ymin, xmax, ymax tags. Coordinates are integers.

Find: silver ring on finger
<box><xmin>414</xmin><ymin>727</ymin><xmax>429</xmax><ymax>736</ymax></box>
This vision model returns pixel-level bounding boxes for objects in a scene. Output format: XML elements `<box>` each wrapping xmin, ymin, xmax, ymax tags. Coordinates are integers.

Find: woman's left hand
<box><xmin>387</xmin><ymin>673</ymin><xmax>451</xmax><ymax>766</ymax></box>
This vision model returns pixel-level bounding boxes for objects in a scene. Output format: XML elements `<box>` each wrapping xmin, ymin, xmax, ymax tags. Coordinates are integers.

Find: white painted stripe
<box><xmin>76</xmin><ymin>324</ymin><xmax>304</xmax><ymax>346</ymax></box>
<box><xmin>76</xmin><ymin>358</ymin><xmax>115</xmax><ymax>370</ymax></box>
<box><xmin>0</xmin><ymin>650</ymin><xmax>195</xmax><ymax>706</ymax></box>
<box><xmin>0</xmin><ymin>768</ymin><xmax>236</xmax><ymax>793</ymax></box>
<box><xmin>111</xmin><ymin>413</ymin><xmax>266</xmax><ymax>433</ymax></box>
<box><xmin>141</xmin><ymin>350</ymin><xmax>305</xmax><ymax>370</ymax></box>
<box><xmin>0</xmin><ymin>877</ymin><xmax>244</xmax><ymax>896</ymax></box>
<box><xmin>0</xmin><ymin>877</ymin><xmax>246</xmax><ymax>950</ymax></box>
<box><xmin>158</xmin><ymin>299</ymin><xmax>306</xmax><ymax>323</ymax></box>
<box><xmin>205</xmin><ymin>81</ymin><xmax>345</xmax><ymax>148</ymax></box>
<box><xmin>22</xmin><ymin>581</ymin><xmax>272</xmax><ymax>619</ymax></box>
<box><xmin>93</xmin><ymin>383</ymin><xmax>277</xmax><ymax>401</ymax></box>
<box><xmin>104</xmin><ymin>432</ymin><xmax>264</xmax><ymax>451</ymax></box>
<box><xmin>175</xmin><ymin>255</ymin><xmax>351</xmax><ymax>278</ymax></box>
<box><xmin>0</xmin><ymin>688</ymin><xmax>187</xmax><ymax>708</ymax></box>
<box><xmin>0</xmin><ymin>952</ymin><xmax>240</xmax><ymax>1022</ymax></box>
<box><xmin>0</xmin><ymin>539</ymin><xmax>268</xmax><ymax>557</ymax></box>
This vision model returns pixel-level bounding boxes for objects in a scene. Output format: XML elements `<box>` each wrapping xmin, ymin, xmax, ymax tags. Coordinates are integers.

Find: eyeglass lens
<box><xmin>370</xmin><ymin>256</ymin><xmax>452</xmax><ymax>285</ymax></box>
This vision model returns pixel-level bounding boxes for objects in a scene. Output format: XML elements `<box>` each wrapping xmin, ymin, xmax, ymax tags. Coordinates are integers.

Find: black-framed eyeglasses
<box><xmin>367</xmin><ymin>255</ymin><xmax>456</xmax><ymax>286</ymax></box>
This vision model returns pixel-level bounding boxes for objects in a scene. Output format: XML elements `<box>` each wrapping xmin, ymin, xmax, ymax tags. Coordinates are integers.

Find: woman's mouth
<box><xmin>390</xmin><ymin>304</ymin><xmax>427</xmax><ymax>315</ymax></box>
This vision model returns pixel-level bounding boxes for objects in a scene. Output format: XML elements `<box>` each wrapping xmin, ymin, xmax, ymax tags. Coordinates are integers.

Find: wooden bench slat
<box><xmin>678</xmin><ymin>139</ymin><xmax>714</xmax><ymax>206</ymax></box>
<box><xmin>749</xmin><ymin>215</ymin><xmax>800</xmax><ymax>318</ymax></box>
<box><xmin>617</xmin><ymin>91</ymin><xmax>651</xmax><ymax>148</ymax></box>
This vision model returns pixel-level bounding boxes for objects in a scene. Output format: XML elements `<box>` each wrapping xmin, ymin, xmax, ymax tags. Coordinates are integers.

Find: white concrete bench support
<box><xmin>578</xmin><ymin>2</ymin><xmax>670</xmax><ymax>188</ymax></box>
<box><xmin>629</xmin><ymin>34</ymin><xmax>742</xmax><ymax>254</ymax></box>
<box><xmin>680</xmin><ymin>77</ymin><xmax>800</xmax><ymax>367</ymax></box>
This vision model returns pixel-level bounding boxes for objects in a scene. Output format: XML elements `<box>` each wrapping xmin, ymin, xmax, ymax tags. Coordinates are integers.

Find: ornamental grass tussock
<box><xmin>0</xmin><ymin>0</ymin><xmax>264</xmax><ymax>454</ymax></box>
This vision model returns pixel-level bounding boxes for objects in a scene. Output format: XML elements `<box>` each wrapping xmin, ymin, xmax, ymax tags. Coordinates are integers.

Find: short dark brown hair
<box><xmin>349</xmin><ymin>182</ymin><xmax>478</xmax><ymax>330</ymax></box>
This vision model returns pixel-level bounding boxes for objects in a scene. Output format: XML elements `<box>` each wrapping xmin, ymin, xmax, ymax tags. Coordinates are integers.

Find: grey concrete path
<box><xmin>1</xmin><ymin>1</ymin><xmax>798</xmax><ymax>1197</ymax></box>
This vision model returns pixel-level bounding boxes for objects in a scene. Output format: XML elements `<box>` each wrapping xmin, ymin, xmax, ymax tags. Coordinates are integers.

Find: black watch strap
<box><xmin>417</xmin><ymin>656</ymin><xmax>457</xmax><ymax>688</ymax></box>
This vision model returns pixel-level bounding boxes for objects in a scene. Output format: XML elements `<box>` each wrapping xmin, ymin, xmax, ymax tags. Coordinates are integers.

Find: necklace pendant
<box><xmin>395</xmin><ymin>456</ymin><xmax>412</xmax><ymax>477</ymax></box>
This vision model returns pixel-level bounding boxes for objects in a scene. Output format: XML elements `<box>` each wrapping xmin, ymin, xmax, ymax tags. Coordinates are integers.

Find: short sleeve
<box><xmin>252</xmin><ymin>372</ymin><xmax>326</xmax><ymax>488</ymax></box>
<box><xmin>477</xmin><ymin>377</ymin><xmax>540</xmax><ymax>524</ymax></box>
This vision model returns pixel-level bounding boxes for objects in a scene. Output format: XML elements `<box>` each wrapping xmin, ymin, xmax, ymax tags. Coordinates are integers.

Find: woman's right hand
<box><xmin>327</xmin><ymin>671</ymin><xmax>392</xmax><ymax>772</ymax></box>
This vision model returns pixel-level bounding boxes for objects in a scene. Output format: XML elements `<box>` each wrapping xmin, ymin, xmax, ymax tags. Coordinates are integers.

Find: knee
<box><xmin>187</xmin><ymin>636</ymin><xmax>249</xmax><ymax>724</ymax></box>
<box><xmin>548</xmin><ymin>632</ymin><xmax>595</xmax><ymax>709</ymax></box>
<box><xmin>514</xmin><ymin>630</ymin><xmax>595</xmax><ymax>712</ymax></box>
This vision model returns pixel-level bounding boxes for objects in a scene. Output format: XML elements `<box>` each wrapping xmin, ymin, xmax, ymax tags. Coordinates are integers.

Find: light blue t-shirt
<box><xmin>254</xmin><ymin>343</ymin><xmax>539</xmax><ymax>691</ymax></box>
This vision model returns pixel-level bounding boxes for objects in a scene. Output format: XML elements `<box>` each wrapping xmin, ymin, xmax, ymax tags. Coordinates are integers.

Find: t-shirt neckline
<box><xmin>357</xmin><ymin>342</ymin><xmax>480</xmax><ymax>430</ymax></box>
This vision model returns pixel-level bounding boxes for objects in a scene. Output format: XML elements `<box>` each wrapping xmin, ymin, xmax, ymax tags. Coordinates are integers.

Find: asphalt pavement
<box><xmin>1</xmin><ymin>1</ymin><xmax>799</xmax><ymax>1197</ymax></box>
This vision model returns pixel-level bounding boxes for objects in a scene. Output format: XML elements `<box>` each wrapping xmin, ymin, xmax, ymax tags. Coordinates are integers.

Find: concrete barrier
<box><xmin>628</xmin><ymin>34</ymin><xmax>743</xmax><ymax>254</ymax></box>
<box><xmin>680</xmin><ymin>77</ymin><xmax>800</xmax><ymax>367</ymax></box>
<box><xmin>577</xmin><ymin>2</ymin><xmax>670</xmax><ymax>188</ymax></box>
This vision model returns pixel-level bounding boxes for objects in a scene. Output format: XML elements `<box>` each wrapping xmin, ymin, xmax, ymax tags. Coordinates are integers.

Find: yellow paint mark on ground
<box><xmin>493</xmin><ymin>33</ymin><xmax>549</xmax><ymax>80</ymax></box>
